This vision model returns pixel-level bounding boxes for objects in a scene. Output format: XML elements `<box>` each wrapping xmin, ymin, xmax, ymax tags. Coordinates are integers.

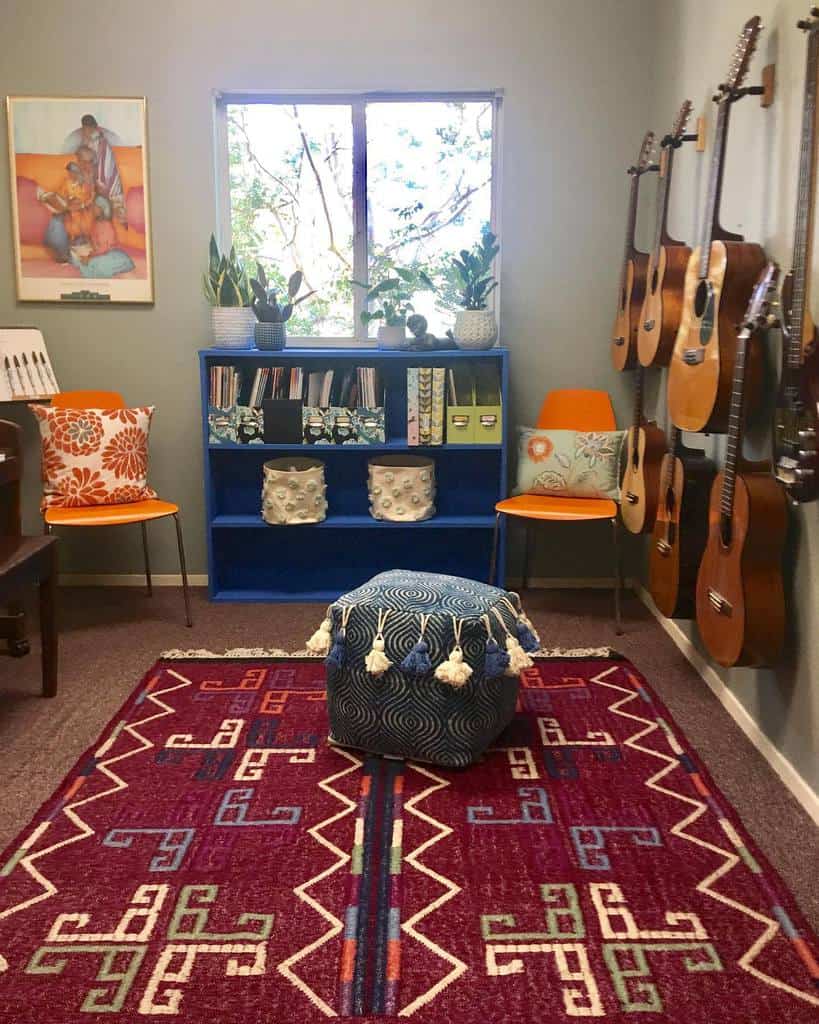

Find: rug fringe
<box><xmin>159</xmin><ymin>645</ymin><xmax>612</xmax><ymax>660</ymax></box>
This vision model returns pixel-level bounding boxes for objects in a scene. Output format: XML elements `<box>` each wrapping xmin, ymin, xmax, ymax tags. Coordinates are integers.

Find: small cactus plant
<box><xmin>250</xmin><ymin>263</ymin><xmax>315</xmax><ymax>323</ymax></box>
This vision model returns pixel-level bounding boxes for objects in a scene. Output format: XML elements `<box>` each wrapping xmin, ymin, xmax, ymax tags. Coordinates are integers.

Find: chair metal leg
<box><xmin>611</xmin><ymin>517</ymin><xmax>623</xmax><ymax>636</ymax></box>
<box><xmin>40</xmin><ymin>545</ymin><xmax>58</xmax><ymax>697</ymax></box>
<box><xmin>173</xmin><ymin>512</ymin><xmax>193</xmax><ymax>628</ymax></box>
<box><xmin>140</xmin><ymin>521</ymin><xmax>153</xmax><ymax>597</ymax></box>
<box><xmin>489</xmin><ymin>512</ymin><xmax>502</xmax><ymax>585</ymax></box>
<box><xmin>522</xmin><ymin>521</ymin><xmax>531</xmax><ymax>591</ymax></box>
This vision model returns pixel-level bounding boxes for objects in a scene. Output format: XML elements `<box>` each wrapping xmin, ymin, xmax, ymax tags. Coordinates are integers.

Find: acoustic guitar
<box><xmin>648</xmin><ymin>425</ymin><xmax>715</xmax><ymax>619</ymax></box>
<box><xmin>620</xmin><ymin>365</ymin><xmax>666</xmax><ymax>535</ymax></box>
<box><xmin>668</xmin><ymin>17</ymin><xmax>767</xmax><ymax>433</ymax></box>
<box><xmin>638</xmin><ymin>101</ymin><xmax>693</xmax><ymax>368</ymax></box>
<box><xmin>611</xmin><ymin>132</ymin><xmax>656</xmax><ymax>372</ymax></box>
<box><xmin>696</xmin><ymin>263</ymin><xmax>787</xmax><ymax>668</ymax></box>
<box><xmin>773</xmin><ymin>6</ymin><xmax>819</xmax><ymax>502</ymax></box>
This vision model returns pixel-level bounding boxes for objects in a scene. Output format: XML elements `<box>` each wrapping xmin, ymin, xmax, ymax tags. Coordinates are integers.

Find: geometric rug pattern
<box><xmin>0</xmin><ymin>654</ymin><xmax>816</xmax><ymax>1021</ymax></box>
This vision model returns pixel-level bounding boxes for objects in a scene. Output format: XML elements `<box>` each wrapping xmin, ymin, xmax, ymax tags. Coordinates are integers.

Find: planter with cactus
<box><xmin>251</xmin><ymin>263</ymin><xmax>315</xmax><ymax>351</ymax></box>
<box><xmin>451</xmin><ymin>230</ymin><xmax>500</xmax><ymax>350</ymax></box>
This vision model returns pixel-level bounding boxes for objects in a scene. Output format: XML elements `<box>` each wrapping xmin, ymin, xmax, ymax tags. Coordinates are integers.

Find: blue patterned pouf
<box><xmin>308</xmin><ymin>570</ymin><xmax>541</xmax><ymax>768</ymax></box>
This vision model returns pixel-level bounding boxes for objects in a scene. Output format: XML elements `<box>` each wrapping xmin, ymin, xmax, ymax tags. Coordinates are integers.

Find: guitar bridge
<box><xmin>683</xmin><ymin>349</ymin><xmax>705</xmax><ymax>365</ymax></box>
<box><xmin>707</xmin><ymin>588</ymin><xmax>732</xmax><ymax>615</ymax></box>
<box><xmin>625</xmin><ymin>492</ymin><xmax>639</xmax><ymax>504</ymax></box>
<box><xmin>655</xmin><ymin>539</ymin><xmax>671</xmax><ymax>556</ymax></box>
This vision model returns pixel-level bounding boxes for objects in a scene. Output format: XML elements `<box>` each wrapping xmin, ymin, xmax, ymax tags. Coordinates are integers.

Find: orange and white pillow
<box><xmin>30</xmin><ymin>405</ymin><xmax>157</xmax><ymax>510</ymax></box>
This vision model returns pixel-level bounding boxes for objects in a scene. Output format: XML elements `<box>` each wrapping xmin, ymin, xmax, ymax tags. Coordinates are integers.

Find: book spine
<box><xmin>431</xmin><ymin>367</ymin><xmax>445</xmax><ymax>445</ymax></box>
<box><xmin>407</xmin><ymin>367</ymin><xmax>419</xmax><ymax>446</ymax></box>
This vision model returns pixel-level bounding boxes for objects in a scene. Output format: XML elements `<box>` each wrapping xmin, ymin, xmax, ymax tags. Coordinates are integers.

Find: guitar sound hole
<box><xmin>651</xmin><ymin>267</ymin><xmax>659</xmax><ymax>294</ymax></box>
<box><xmin>719</xmin><ymin>516</ymin><xmax>732</xmax><ymax>550</ymax></box>
<box><xmin>694</xmin><ymin>279</ymin><xmax>709</xmax><ymax>318</ymax></box>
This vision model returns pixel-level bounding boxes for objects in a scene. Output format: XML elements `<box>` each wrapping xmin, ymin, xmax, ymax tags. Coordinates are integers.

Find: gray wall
<box><xmin>645</xmin><ymin>0</ymin><xmax>819</xmax><ymax>796</ymax></box>
<box><xmin>0</xmin><ymin>0</ymin><xmax>657</xmax><ymax>578</ymax></box>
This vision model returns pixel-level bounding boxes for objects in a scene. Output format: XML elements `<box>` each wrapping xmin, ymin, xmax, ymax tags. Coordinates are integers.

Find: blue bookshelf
<box><xmin>199</xmin><ymin>347</ymin><xmax>509</xmax><ymax>602</ymax></box>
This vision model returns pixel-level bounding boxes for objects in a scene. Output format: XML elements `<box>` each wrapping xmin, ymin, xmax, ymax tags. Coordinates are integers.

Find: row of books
<box><xmin>210</xmin><ymin>365</ymin><xmax>385</xmax><ymax>410</ymax></box>
<box><xmin>407</xmin><ymin>367</ymin><xmax>446</xmax><ymax>446</ymax></box>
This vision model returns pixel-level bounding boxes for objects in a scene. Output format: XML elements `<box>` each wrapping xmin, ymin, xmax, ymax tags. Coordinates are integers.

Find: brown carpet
<box><xmin>0</xmin><ymin>585</ymin><xmax>816</xmax><ymax>930</ymax></box>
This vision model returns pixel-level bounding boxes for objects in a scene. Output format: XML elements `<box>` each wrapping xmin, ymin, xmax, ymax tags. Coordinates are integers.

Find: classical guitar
<box><xmin>611</xmin><ymin>132</ymin><xmax>656</xmax><ymax>372</ymax></box>
<box><xmin>696</xmin><ymin>263</ymin><xmax>787</xmax><ymax>668</ymax></box>
<box><xmin>649</xmin><ymin>425</ymin><xmax>715</xmax><ymax>619</ymax></box>
<box><xmin>668</xmin><ymin>16</ymin><xmax>767</xmax><ymax>433</ymax></box>
<box><xmin>619</xmin><ymin>365</ymin><xmax>666</xmax><ymax>534</ymax></box>
<box><xmin>773</xmin><ymin>6</ymin><xmax>819</xmax><ymax>502</ymax></box>
<box><xmin>638</xmin><ymin>101</ymin><xmax>694</xmax><ymax>368</ymax></box>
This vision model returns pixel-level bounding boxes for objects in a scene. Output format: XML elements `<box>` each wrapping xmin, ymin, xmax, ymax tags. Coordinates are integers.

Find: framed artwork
<box><xmin>5</xmin><ymin>96</ymin><xmax>154</xmax><ymax>303</ymax></box>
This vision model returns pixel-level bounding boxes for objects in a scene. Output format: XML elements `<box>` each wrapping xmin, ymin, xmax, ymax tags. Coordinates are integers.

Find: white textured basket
<box><xmin>211</xmin><ymin>307</ymin><xmax>256</xmax><ymax>349</ymax></box>
<box><xmin>262</xmin><ymin>458</ymin><xmax>327</xmax><ymax>525</ymax></box>
<box><xmin>368</xmin><ymin>454</ymin><xmax>435</xmax><ymax>522</ymax></box>
<box><xmin>453</xmin><ymin>309</ymin><xmax>498</xmax><ymax>350</ymax></box>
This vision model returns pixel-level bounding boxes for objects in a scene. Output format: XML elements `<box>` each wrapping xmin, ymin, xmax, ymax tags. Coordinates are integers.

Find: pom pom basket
<box><xmin>368</xmin><ymin>454</ymin><xmax>435</xmax><ymax>523</ymax></box>
<box><xmin>261</xmin><ymin>457</ymin><xmax>327</xmax><ymax>525</ymax></box>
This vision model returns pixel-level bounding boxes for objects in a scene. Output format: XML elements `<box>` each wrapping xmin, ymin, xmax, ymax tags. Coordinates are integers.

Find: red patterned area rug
<box><xmin>0</xmin><ymin>653</ymin><xmax>817</xmax><ymax>1023</ymax></box>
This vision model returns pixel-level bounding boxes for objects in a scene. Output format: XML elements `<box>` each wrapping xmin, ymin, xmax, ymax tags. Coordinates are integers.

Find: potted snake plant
<box><xmin>451</xmin><ymin>230</ymin><xmax>500</xmax><ymax>349</ymax></box>
<box><xmin>250</xmin><ymin>263</ymin><xmax>316</xmax><ymax>350</ymax></box>
<box><xmin>202</xmin><ymin>235</ymin><xmax>255</xmax><ymax>348</ymax></box>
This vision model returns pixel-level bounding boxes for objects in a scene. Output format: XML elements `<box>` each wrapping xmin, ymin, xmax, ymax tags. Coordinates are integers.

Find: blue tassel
<box><xmin>325</xmin><ymin>627</ymin><xmax>347</xmax><ymax>669</ymax></box>
<box><xmin>484</xmin><ymin>638</ymin><xmax>510</xmax><ymax>677</ymax></box>
<box><xmin>400</xmin><ymin>638</ymin><xmax>432</xmax><ymax>675</ymax></box>
<box><xmin>515</xmin><ymin>619</ymin><xmax>540</xmax><ymax>653</ymax></box>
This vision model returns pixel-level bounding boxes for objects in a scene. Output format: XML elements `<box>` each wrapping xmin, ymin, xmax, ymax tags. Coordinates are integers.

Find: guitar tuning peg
<box><xmin>812</xmin><ymin>6</ymin><xmax>819</xmax><ymax>16</ymax></box>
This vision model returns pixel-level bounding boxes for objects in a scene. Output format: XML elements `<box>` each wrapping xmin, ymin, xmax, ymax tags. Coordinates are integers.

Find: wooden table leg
<box><xmin>39</xmin><ymin>547</ymin><xmax>58</xmax><ymax>698</ymax></box>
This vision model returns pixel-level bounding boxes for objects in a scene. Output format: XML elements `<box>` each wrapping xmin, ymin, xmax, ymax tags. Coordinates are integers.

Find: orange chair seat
<box><xmin>495</xmin><ymin>494</ymin><xmax>617</xmax><ymax>522</ymax></box>
<box><xmin>44</xmin><ymin>499</ymin><xmax>179</xmax><ymax>528</ymax></box>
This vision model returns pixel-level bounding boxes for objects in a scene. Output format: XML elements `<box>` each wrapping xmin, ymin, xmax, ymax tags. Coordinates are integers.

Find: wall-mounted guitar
<box><xmin>773</xmin><ymin>6</ymin><xmax>819</xmax><ymax>502</ymax></box>
<box><xmin>648</xmin><ymin>425</ymin><xmax>715</xmax><ymax>619</ymax></box>
<box><xmin>638</xmin><ymin>100</ymin><xmax>695</xmax><ymax>368</ymax></box>
<box><xmin>611</xmin><ymin>132</ymin><xmax>656</xmax><ymax>371</ymax></box>
<box><xmin>668</xmin><ymin>16</ymin><xmax>767</xmax><ymax>433</ymax></box>
<box><xmin>696</xmin><ymin>263</ymin><xmax>787</xmax><ymax>668</ymax></box>
<box><xmin>619</xmin><ymin>366</ymin><xmax>666</xmax><ymax>534</ymax></box>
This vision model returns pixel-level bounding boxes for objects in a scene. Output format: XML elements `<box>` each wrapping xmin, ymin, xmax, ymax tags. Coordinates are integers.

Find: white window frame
<box><xmin>213</xmin><ymin>90</ymin><xmax>504</xmax><ymax>345</ymax></box>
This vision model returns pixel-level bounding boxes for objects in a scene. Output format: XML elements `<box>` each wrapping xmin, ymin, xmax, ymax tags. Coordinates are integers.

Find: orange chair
<box><xmin>43</xmin><ymin>391</ymin><xmax>192</xmax><ymax>627</ymax></box>
<box><xmin>489</xmin><ymin>389</ymin><xmax>623</xmax><ymax>633</ymax></box>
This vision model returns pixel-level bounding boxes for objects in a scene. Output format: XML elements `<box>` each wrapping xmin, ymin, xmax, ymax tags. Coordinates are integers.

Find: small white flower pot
<box><xmin>453</xmin><ymin>309</ymin><xmax>498</xmax><ymax>350</ymax></box>
<box><xmin>262</xmin><ymin>458</ymin><xmax>327</xmax><ymax>525</ymax></box>
<box><xmin>211</xmin><ymin>307</ymin><xmax>256</xmax><ymax>348</ymax></box>
<box><xmin>376</xmin><ymin>323</ymin><xmax>408</xmax><ymax>350</ymax></box>
<box><xmin>368</xmin><ymin>454</ymin><xmax>436</xmax><ymax>523</ymax></box>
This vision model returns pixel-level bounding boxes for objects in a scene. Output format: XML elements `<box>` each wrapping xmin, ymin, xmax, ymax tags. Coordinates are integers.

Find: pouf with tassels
<box><xmin>305</xmin><ymin>569</ymin><xmax>541</xmax><ymax>767</ymax></box>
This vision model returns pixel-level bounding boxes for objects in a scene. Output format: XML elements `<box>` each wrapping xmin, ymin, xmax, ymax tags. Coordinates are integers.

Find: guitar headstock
<box><xmin>670</xmin><ymin>100</ymin><xmax>693</xmax><ymax>142</ymax></box>
<box><xmin>630</xmin><ymin>131</ymin><xmax>656</xmax><ymax>175</ymax></box>
<box><xmin>798</xmin><ymin>6</ymin><xmax>819</xmax><ymax>32</ymax></box>
<box><xmin>741</xmin><ymin>262</ymin><xmax>779</xmax><ymax>332</ymax></box>
<box><xmin>721</xmin><ymin>15</ymin><xmax>762</xmax><ymax>99</ymax></box>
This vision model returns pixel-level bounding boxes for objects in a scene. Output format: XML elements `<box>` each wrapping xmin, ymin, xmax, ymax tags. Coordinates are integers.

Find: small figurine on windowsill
<box><xmin>406</xmin><ymin>314</ymin><xmax>456</xmax><ymax>351</ymax></box>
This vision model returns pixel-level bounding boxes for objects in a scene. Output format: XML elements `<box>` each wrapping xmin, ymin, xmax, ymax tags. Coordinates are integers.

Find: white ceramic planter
<box><xmin>368</xmin><ymin>454</ymin><xmax>436</xmax><ymax>523</ymax></box>
<box><xmin>377</xmin><ymin>323</ymin><xmax>408</xmax><ymax>350</ymax></box>
<box><xmin>211</xmin><ymin>307</ymin><xmax>256</xmax><ymax>349</ymax></box>
<box><xmin>262</xmin><ymin>458</ymin><xmax>327</xmax><ymax>525</ymax></box>
<box><xmin>453</xmin><ymin>309</ymin><xmax>498</xmax><ymax>350</ymax></box>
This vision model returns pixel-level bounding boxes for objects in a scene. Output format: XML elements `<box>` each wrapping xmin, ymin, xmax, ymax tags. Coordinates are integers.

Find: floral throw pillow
<box><xmin>512</xmin><ymin>427</ymin><xmax>625</xmax><ymax>500</ymax></box>
<box><xmin>30</xmin><ymin>405</ymin><xmax>157</xmax><ymax>510</ymax></box>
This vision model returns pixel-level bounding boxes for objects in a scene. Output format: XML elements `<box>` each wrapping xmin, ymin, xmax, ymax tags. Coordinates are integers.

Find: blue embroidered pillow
<box><xmin>512</xmin><ymin>427</ymin><xmax>625</xmax><ymax>500</ymax></box>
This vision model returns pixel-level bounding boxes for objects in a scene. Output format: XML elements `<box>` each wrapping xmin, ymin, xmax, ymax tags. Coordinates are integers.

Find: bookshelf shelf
<box><xmin>199</xmin><ymin>346</ymin><xmax>509</xmax><ymax>602</ymax></box>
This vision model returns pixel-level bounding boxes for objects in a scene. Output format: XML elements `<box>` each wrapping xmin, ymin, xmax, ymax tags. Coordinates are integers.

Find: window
<box><xmin>216</xmin><ymin>93</ymin><xmax>501</xmax><ymax>341</ymax></box>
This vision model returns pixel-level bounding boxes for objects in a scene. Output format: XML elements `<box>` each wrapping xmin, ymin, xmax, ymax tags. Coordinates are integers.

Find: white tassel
<box><xmin>435</xmin><ymin>617</ymin><xmax>473</xmax><ymax>687</ymax></box>
<box><xmin>306</xmin><ymin>606</ymin><xmax>334</xmax><ymax>655</ymax></box>
<box><xmin>365</xmin><ymin>609</ymin><xmax>393</xmax><ymax>677</ymax></box>
<box><xmin>505</xmin><ymin>634</ymin><xmax>533</xmax><ymax>675</ymax></box>
<box><xmin>521</xmin><ymin>611</ymin><xmax>541</xmax><ymax>647</ymax></box>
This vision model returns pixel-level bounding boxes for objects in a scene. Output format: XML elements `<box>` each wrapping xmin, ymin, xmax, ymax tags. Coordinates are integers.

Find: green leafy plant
<box><xmin>354</xmin><ymin>267</ymin><xmax>435</xmax><ymax>328</ymax></box>
<box><xmin>250</xmin><ymin>263</ymin><xmax>316</xmax><ymax>323</ymax></box>
<box><xmin>202</xmin><ymin>234</ymin><xmax>253</xmax><ymax>307</ymax></box>
<box><xmin>451</xmin><ymin>230</ymin><xmax>499</xmax><ymax>310</ymax></box>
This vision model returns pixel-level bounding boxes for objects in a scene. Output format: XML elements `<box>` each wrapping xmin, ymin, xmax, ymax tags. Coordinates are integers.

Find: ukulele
<box><xmin>696</xmin><ymin>263</ymin><xmax>787</xmax><ymax>668</ymax></box>
<box><xmin>668</xmin><ymin>16</ymin><xmax>767</xmax><ymax>433</ymax></box>
<box><xmin>648</xmin><ymin>425</ymin><xmax>715</xmax><ymax>619</ymax></box>
<box><xmin>619</xmin><ymin>365</ymin><xmax>666</xmax><ymax>534</ymax></box>
<box><xmin>611</xmin><ymin>132</ymin><xmax>656</xmax><ymax>372</ymax></box>
<box><xmin>638</xmin><ymin>101</ymin><xmax>694</xmax><ymax>368</ymax></box>
<box><xmin>773</xmin><ymin>6</ymin><xmax>819</xmax><ymax>502</ymax></box>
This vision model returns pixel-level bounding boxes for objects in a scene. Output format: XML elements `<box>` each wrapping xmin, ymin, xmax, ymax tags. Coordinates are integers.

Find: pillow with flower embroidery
<box><xmin>512</xmin><ymin>427</ymin><xmax>625</xmax><ymax>500</ymax></box>
<box><xmin>29</xmin><ymin>405</ymin><xmax>157</xmax><ymax>509</ymax></box>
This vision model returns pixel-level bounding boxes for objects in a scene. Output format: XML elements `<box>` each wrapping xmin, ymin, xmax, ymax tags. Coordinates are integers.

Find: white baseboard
<box><xmin>633</xmin><ymin>582</ymin><xmax>819</xmax><ymax>827</ymax></box>
<box><xmin>59</xmin><ymin>573</ymin><xmax>208</xmax><ymax>587</ymax></box>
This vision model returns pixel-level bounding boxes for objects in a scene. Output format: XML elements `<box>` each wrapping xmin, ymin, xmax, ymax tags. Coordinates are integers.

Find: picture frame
<box><xmin>5</xmin><ymin>96</ymin><xmax>154</xmax><ymax>304</ymax></box>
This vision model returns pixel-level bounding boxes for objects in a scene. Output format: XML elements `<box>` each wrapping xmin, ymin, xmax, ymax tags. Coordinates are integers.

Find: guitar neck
<box><xmin>662</xmin><ymin>424</ymin><xmax>681</xmax><ymax>493</ymax></box>
<box><xmin>698</xmin><ymin>101</ymin><xmax>731</xmax><ymax>279</ymax></box>
<box><xmin>619</xmin><ymin>173</ymin><xmax>642</xmax><ymax>292</ymax></box>
<box><xmin>788</xmin><ymin>28</ymin><xmax>819</xmax><ymax>367</ymax></box>
<box><xmin>632</xmin><ymin>365</ymin><xmax>645</xmax><ymax>434</ymax></box>
<box><xmin>720</xmin><ymin>326</ymin><xmax>750</xmax><ymax>519</ymax></box>
<box><xmin>651</xmin><ymin>146</ymin><xmax>675</xmax><ymax>255</ymax></box>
